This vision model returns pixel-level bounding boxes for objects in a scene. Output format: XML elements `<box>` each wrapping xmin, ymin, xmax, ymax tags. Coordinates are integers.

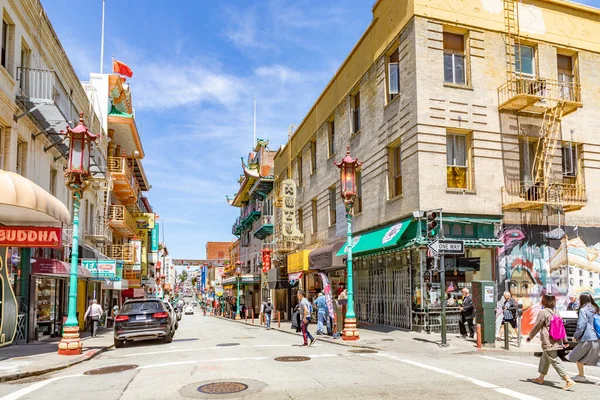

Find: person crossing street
<box><xmin>298</xmin><ymin>290</ymin><xmax>316</xmax><ymax>347</ymax></box>
<box><xmin>314</xmin><ymin>293</ymin><xmax>328</xmax><ymax>335</ymax></box>
<box><xmin>261</xmin><ymin>298</ymin><xmax>274</xmax><ymax>329</ymax></box>
<box><xmin>84</xmin><ymin>299</ymin><xmax>103</xmax><ymax>338</ymax></box>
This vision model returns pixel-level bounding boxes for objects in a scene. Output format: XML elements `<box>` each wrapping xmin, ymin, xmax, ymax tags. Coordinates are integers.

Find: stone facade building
<box><xmin>272</xmin><ymin>0</ymin><xmax>600</xmax><ymax>333</ymax></box>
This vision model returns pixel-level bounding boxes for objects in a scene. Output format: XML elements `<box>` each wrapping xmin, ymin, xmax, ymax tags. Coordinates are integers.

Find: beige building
<box><xmin>273</xmin><ymin>0</ymin><xmax>600</xmax><ymax>331</ymax></box>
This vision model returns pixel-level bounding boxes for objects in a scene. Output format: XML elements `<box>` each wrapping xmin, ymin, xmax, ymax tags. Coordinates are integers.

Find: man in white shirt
<box><xmin>84</xmin><ymin>299</ymin><xmax>103</xmax><ymax>337</ymax></box>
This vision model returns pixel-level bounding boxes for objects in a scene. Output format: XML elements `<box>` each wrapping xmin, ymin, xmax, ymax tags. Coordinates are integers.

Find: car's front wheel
<box><xmin>114</xmin><ymin>338</ymin><xmax>125</xmax><ymax>348</ymax></box>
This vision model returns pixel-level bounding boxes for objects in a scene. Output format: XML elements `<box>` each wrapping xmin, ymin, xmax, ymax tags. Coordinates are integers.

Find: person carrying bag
<box><xmin>566</xmin><ymin>293</ymin><xmax>600</xmax><ymax>383</ymax></box>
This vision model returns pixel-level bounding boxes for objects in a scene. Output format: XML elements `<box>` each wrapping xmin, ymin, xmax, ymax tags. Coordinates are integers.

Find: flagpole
<box><xmin>100</xmin><ymin>0</ymin><xmax>105</xmax><ymax>73</ymax></box>
<box><xmin>253</xmin><ymin>97</ymin><xmax>257</xmax><ymax>149</ymax></box>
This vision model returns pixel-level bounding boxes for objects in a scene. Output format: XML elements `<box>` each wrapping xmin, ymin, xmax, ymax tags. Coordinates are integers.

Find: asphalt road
<box><xmin>0</xmin><ymin>310</ymin><xmax>598</xmax><ymax>400</ymax></box>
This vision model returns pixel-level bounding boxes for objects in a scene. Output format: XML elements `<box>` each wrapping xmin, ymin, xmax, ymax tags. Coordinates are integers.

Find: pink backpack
<box><xmin>549</xmin><ymin>313</ymin><xmax>566</xmax><ymax>341</ymax></box>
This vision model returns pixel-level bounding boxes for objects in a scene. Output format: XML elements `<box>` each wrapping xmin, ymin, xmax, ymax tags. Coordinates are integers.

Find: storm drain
<box><xmin>274</xmin><ymin>356</ymin><xmax>311</xmax><ymax>362</ymax></box>
<box><xmin>197</xmin><ymin>382</ymin><xmax>248</xmax><ymax>395</ymax></box>
<box><xmin>84</xmin><ymin>364</ymin><xmax>138</xmax><ymax>375</ymax></box>
<box><xmin>216</xmin><ymin>343</ymin><xmax>240</xmax><ymax>347</ymax></box>
<box><xmin>348</xmin><ymin>349</ymin><xmax>378</xmax><ymax>354</ymax></box>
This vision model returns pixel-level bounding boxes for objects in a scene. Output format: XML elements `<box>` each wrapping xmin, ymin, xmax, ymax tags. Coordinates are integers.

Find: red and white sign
<box><xmin>261</xmin><ymin>247</ymin><xmax>273</xmax><ymax>273</ymax></box>
<box><xmin>0</xmin><ymin>226</ymin><xmax>62</xmax><ymax>248</ymax></box>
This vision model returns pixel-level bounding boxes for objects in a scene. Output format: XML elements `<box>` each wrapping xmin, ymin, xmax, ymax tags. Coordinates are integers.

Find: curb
<box><xmin>216</xmin><ymin>316</ymin><xmax>381</xmax><ymax>350</ymax></box>
<box><xmin>0</xmin><ymin>341</ymin><xmax>114</xmax><ymax>383</ymax></box>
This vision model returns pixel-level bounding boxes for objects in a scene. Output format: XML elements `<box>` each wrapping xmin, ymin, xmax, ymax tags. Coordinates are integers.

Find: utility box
<box><xmin>471</xmin><ymin>281</ymin><xmax>496</xmax><ymax>346</ymax></box>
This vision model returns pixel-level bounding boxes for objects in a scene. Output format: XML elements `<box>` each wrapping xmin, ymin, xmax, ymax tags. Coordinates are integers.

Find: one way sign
<box><xmin>428</xmin><ymin>239</ymin><xmax>464</xmax><ymax>257</ymax></box>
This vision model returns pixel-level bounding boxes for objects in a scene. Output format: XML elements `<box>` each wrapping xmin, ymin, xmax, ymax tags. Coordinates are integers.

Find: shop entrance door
<box><xmin>355</xmin><ymin>265</ymin><xmax>411</xmax><ymax>329</ymax></box>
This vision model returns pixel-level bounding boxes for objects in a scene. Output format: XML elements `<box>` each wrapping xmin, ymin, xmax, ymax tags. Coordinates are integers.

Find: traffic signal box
<box><xmin>471</xmin><ymin>280</ymin><xmax>496</xmax><ymax>346</ymax></box>
<box><xmin>426</xmin><ymin>212</ymin><xmax>438</xmax><ymax>238</ymax></box>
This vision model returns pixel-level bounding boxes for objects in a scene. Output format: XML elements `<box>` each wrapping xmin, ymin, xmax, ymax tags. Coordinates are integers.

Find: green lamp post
<box><xmin>235</xmin><ymin>261</ymin><xmax>242</xmax><ymax>320</ymax></box>
<box><xmin>57</xmin><ymin>112</ymin><xmax>99</xmax><ymax>355</ymax></box>
<box><xmin>335</xmin><ymin>147</ymin><xmax>362</xmax><ymax>341</ymax></box>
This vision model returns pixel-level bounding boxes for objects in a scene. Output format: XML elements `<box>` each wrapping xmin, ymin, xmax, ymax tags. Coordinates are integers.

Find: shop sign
<box><xmin>287</xmin><ymin>250</ymin><xmax>310</xmax><ymax>273</ymax></box>
<box><xmin>151</xmin><ymin>222</ymin><xmax>159</xmax><ymax>252</ymax></box>
<box><xmin>261</xmin><ymin>248</ymin><xmax>272</xmax><ymax>272</ymax></box>
<box><xmin>131</xmin><ymin>239</ymin><xmax>142</xmax><ymax>271</ymax></box>
<box><xmin>280</xmin><ymin>179</ymin><xmax>303</xmax><ymax>244</ymax></box>
<box><xmin>82</xmin><ymin>260</ymin><xmax>119</xmax><ymax>280</ymax></box>
<box><xmin>0</xmin><ymin>226</ymin><xmax>61</xmax><ymax>248</ymax></box>
<box><xmin>135</xmin><ymin>213</ymin><xmax>155</xmax><ymax>229</ymax></box>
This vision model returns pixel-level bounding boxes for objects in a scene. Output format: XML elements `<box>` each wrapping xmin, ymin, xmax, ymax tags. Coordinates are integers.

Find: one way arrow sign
<box><xmin>428</xmin><ymin>239</ymin><xmax>464</xmax><ymax>257</ymax></box>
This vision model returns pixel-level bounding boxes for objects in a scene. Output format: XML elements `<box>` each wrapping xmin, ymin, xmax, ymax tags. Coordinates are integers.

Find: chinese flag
<box><xmin>113</xmin><ymin>59</ymin><xmax>133</xmax><ymax>78</ymax></box>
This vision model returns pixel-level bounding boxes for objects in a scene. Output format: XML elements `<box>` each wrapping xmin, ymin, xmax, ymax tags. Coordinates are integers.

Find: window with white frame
<box><xmin>387</xmin><ymin>48</ymin><xmax>400</xmax><ymax>101</ymax></box>
<box><xmin>389</xmin><ymin>142</ymin><xmax>402</xmax><ymax>198</ymax></box>
<box><xmin>562</xmin><ymin>142</ymin><xmax>581</xmax><ymax>178</ymax></box>
<box><xmin>515</xmin><ymin>45</ymin><xmax>535</xmax><ymax>76</ymax></box>
<box><xmin>519</xmin><ymin>139</ymin><xmax>537</xmax><ymax>185</ymax></box>
<box><xmin>557</xmin><ymin>54</ymin><xmax>575</xmax><ymax>101</ymax></box>
<box><xmin>443</xmin><ymin>32</ymin><xmax>466</xmax><ymax>85</ymax></box>
<box><xmin>446</xmin><ymin>133</ymin><xmax>469</xmax><ymax>189</ymax></box>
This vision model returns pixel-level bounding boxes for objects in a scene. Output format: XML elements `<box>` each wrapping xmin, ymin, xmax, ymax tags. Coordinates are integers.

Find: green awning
<box><xmin>336</xmin><ymin>219</ymin><xmax>411</xmax><ymax>257</ymax></box>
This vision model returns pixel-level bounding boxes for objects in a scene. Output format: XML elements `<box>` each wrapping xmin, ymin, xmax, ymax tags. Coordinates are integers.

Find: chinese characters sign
<box><xmin>280</xmin><ymin>179</ymin><xmax>303</xmax><ymax>244</ymax></box>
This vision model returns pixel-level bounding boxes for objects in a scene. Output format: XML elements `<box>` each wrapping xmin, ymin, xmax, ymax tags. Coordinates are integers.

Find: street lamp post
<box><xmin>335</xmin><ymin>147</ymin><xmax>362</xmax><ymax>341</ymax></box>
<box><xmin>58</xmin><ymin>112</ymin><xmax>100</xmax><ymax>355</ymax></box>
<box><xmin>235</xmin><ymin>261</ymin><xmax>242</xmax><ymax>320</ymax></box>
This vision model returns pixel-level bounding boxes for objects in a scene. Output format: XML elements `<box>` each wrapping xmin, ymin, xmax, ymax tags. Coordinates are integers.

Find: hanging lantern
<box><xmin>334</xmin><ymin>146</ymin><xmax>362</xmax><ymax>203</ymax></box>
<box><xmin>63</xmin><ymin>112</ymin><xmax>100</xmax><ymax>189</ymax></box>
<box><xmin>235</xmin><ymin>260</ymin><xmax>242</xmax><ymax>277</ymax></box>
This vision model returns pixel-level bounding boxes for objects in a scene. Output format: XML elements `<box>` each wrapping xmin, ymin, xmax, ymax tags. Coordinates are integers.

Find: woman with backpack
<box><xmin>566</xmin><ymin>293</ymin><xmax>600</xmax><ymax>383</ymax></box>
<box><xmin>526</xmin><ymin>293</ymin><xmax>576</xmax><ymax>390</ymax></box>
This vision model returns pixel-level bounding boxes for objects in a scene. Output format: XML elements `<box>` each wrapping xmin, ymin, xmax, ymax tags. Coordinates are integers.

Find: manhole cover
<box><xmin>197</xmin><ymin>382</ymin><xmax>248</xmax><ymax>394</ymax></box>
<box><xmin>348</xmin><ymin>349</ymin><xmax>378</xmax><ymax>354</ymax></box>
<box><xmin>381</xmin><ymin>339</ymin><xmax>394</xmax><ymax>342</ymax></box>
<box><xmin>274</xmin><ymin>356</ymin><xmax>311</xmax><ymax>362</ymax></box>
<box><xmin>216</xmin><ymin>343</ymin><xmax>240</xmax><ymax>347</ymax></box>
<box><xmin>84</xmin><ymin>364</ymin><xmax>138</xmax><ymax>375</ymax></box>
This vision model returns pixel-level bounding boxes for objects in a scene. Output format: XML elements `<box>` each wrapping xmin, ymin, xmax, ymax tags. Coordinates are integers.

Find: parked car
<box><xmin>114</xmin><ymin>299</ymin><xmax>175</xmax><ymax>348</ymax></box>
<box><xmin>184</xmin><ymin>305</ymin><xmax>194</xmax><ymax>315</ymax></box>
<box><xmin>163</xmin><ymin>301</ymin><xmax>179</xmax><ymax>330</ymax></box>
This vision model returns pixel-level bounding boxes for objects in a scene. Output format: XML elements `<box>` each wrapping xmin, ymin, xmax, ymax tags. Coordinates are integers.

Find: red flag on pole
<box><xmin>112</xmin><ymin>59</ymin><xmax>133</xmax><ymax>77</ymax></box>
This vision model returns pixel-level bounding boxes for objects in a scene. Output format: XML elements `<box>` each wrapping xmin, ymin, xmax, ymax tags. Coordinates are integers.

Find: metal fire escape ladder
<box><xmin>504</xmin><ymin>0</ymin><xmax>521</xmax><ymax>82</ymax></box>
<box><xmin>532</xmin><ymin>102</ymin><xmax>565</xmax><ymax>188</ymax></box>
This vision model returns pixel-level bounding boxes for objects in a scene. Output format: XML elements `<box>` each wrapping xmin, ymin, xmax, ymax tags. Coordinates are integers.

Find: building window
<box><xmin>519</xmin><ymin>139</ymin><xmax>537</xmax><ymax>185</ymax></box>
<box><xmin>443</xmin><ymin>32</ymin><xmax>466</xmax><ymax>85</ymax></box>
<box><xmin>16</xmin><ymin>139</ymin><xmax>26</xmax><ymax>176</ymax></box>
<box><xmin>328</xmin><ymin>120</ymin><xmax>335</xmax><ymax>157</ymax></box>
<box><xmin>352</xmin><ymin>92</ymin><xmax>361</xmax><ymax>133</ymax></box>
<box><xmin>49</xmin><ymin>168</ymin><xmax>57</xmax><ymax>196</ymax></box>
<box><xmin>515</xmin><ymin>45</ymin><xmax>535</xmax><ymax>76</ymax></box>
<box><xmin>19</xmin><ymin>41</ymin><xmax>31</xmax><ymax>90</ymax></box>
<box><xmin>389</xmin><ymin>142</ymin><xmax>402</xmax><ymax>197</ymax></box>
<box><xmin>328</xmin><ymin>187</ymin><xmax>336</xmax><ymax>226</ymax></box>
<box><xmin>298</xmin><ymin>208</ymin><xmax>304</xmax><ymax>234</ymax></box>
<box><xmin>355</xmin><ymin>171</ymin><xmax>363</xmax><ymax>214</ymax></box>
<box><xmin>387</xmin><ymin>48</ymin><xmax>400</xmax><ymax>101</ymax></box>
<box><xmin>310</xmin><ymin>139</ymin><xmax>317</xmax><ymax>174</ymax></box>
<box><xmin>557</xmin><ymin>54</ymin><xmax>575</xmax><ymax>101</ymax></box>
<box><xmin>562</xmin><ymin>142</ymin><xmax>580</xmax><ymax>178</ymax></box>
<box><xmin>297</xmin><ymin>156</ymin><xmax>303</xmax><ymax>186</ymax></box>
<box><xmin>311</xmin><ymin>198</ymin><xmax>318</xmax><ymax>234</ymax></box>
<box><xmin>446</xmin><ymin>133</ymin><xmax>468</xmax><ymax>189</ymax></box>
<box><xmin>1</xmin><ymin>19</ymin><xmax>9</xmax><ymax>71</ymax></box>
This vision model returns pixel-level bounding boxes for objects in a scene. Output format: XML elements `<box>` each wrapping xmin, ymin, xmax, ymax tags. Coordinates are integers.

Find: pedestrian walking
<box><xmin>495</xmin><ymin>296</ymin><xmax>505</xmax><ymax>340</ymax></box>
<box><xmin>458</xmin><ymin>288</ymin><xmax>475</xmax><ymax>338</ymax></box>
<box><xmin>84</xmin><ymin>299</ymin><xmax>103</xmax><ymax>337</ymax></box>
<box><xmin>526</xmin><ymin>293</ymin><xmax>576</xmax><ymax>390</ymax></box>
<box><xmin>314</xmin><ymin>293</ymin><xmax>328</xmax><ymax>335</ymax></box>
<box><xmin>566</xmin><ymin>293</ymin><xmax>600</xmax><ymax>383</ymax></box>
<box><xmin>566</xmin><ymin>294</ymin><xmax>580</xmax><ymax>311</ymax></box>
<box><xmin>500</xmin><ymin>291</ymin><xmax>518</xmax><ymax>340</ymax></box>
<box><xmin>261</xmin><ymin>298</ymin><xmax>273</xmax><ymax>329</ymax></box>
<box><xmin>298</xmin><ymin>290</ymin><xmax>316</xmax><ymax>347</ymax></box>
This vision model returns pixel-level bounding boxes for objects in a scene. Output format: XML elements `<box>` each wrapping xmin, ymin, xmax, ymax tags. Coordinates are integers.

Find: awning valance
<box><xmin>337</xmin><ymin>219</ymin><xmax>411</xmax><ymax>257</ymax></box>
<box><xmin>31</xmin><ymin>258</ymin><xmax>91</xmax><ymax>278</ymax></box>
<box><xmin>309</xmin><ymin>241</ymin><xmax>346</xmax><ymax>272</ymax></box>
<box><xmin>0</xmin><ymin>170</ymin><xmax>70</xmax><ymax>225</ymax></box>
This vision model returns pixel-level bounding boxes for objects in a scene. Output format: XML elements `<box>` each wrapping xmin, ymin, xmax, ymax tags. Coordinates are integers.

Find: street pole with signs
<box><xmin>235</xmin><ymin>261</ymin><xmax>242</xmax><ymax>320</ymax></box>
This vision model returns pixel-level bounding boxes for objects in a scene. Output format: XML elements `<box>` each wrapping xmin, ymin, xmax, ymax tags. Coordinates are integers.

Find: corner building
<box><xmin>273</xmin><ymin>0</ymin><xmax>600</xmax><ymax>334</ymax></box>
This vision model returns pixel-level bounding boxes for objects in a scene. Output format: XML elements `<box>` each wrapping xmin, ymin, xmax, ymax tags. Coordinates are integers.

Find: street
<box><xmin>0</xmin><ymin>314</ymin><xmax>598</xmax><ymax>400</ymax></box>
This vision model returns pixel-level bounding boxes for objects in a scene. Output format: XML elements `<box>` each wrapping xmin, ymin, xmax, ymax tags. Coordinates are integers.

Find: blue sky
<box><xmin>42</xmin><ymin>0</ymin><xmax>372</xmax><ymax>259</ymax></box>
<box><xmin>43</xmin><ymin>0</ymin><xmax>599</xmax><ymax>259</ymax></box>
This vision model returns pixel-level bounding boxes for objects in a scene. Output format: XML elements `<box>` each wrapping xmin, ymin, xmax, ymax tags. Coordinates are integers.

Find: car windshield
<box><xmin>121</xmin><ymin>301</ymin><xmax>163</xmax><ymax>313</ymax></box>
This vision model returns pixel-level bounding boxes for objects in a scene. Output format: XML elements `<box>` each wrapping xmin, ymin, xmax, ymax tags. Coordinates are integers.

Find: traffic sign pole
<box><xmin>440</xmin><ymin>254</ymin><xmax>447</xmax><ymax>347</ymax></box>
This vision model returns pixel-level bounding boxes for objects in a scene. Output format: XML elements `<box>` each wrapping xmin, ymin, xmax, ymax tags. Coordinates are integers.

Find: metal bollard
<box><xmin>504</xmin><ymin>322</ymin><xmax>510</xmax><ymax>350</ymax></box>
<box><xmin>245</xmin><ymin>310</ymin><xmax>248</xmax><ymax>322</ymax></box>
<box><xmin>476</xmin><ymin>324</ymin><xmax>482</xmax><ymax>349</ymax></box>
<box><xmin>517</xmin><ymin>316</ymin><xmax>522</xmax><ymax>348</ymax></box>
<box><xmin>251</xmin><ymin>309</ymin><xmax>254</xmax><ymax>324</ymax></box>
<box><xmin>278</xmin><ymin>311</ymin><xmax>281</xmax><ymax>328</ymax></box>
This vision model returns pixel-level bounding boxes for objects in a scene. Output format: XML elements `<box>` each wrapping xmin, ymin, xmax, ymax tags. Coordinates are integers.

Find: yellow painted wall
<box><xmin>77</xmin><ymin>281</ymin><xmax>87</xmax><ymax>330</ymax></box>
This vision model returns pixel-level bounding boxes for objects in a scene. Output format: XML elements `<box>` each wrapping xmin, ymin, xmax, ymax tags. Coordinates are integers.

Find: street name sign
<box><xmin>428</xmin><ymin>239</ymin><xmax>464</xmax><ymax>256</ymax></box>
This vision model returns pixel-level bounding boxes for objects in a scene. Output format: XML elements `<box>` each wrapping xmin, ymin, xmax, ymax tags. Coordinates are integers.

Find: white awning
<box><xmin>0</xmin><ymin>170</ymin><xmax>70</xmax><ymax>225</ymax></box>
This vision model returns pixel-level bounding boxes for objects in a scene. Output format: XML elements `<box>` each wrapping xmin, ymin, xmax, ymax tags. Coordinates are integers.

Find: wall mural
<box><xmin>498</xmin><ymin>226</ymin><xmax>600</xmax><ymax>334</ymax></box>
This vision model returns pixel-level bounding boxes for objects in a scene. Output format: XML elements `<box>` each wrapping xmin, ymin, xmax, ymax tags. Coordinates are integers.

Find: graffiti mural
<box><xmin>498</xmin><ymin>226</ymin><xmax>600</xmax><ymax>334</ymax></box>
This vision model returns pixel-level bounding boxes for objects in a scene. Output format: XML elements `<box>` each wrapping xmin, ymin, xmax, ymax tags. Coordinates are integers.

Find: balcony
<box><xmin>107</xmin><ymin>205</ymin><xmax>137</xmax><ymax>237</ymax></box>
<box><xmin>86</xmin><ymin>216</ymin><xmax>112</xmax><ymax>244</ymax></box>
<box><xmin>107</xmin><ymin>244</ymin><xmax>135</xmax><ymax>264</ymax></box>
<box><xmin>232</xmin><ymin>207</ymin><xmax>262</xmax><ymax>236</ymax></box>
<box><xmin>253</xmin><ymin>215</ymin><xmax>274</xmax><ymax>240</ymax></box>
<box><xmin>498</xmin><ymin>77</ymin><xmax>582</xmax><ymax>116</ymax></box>
<box><xmin>16</xmin><ymin>67</ymin><xmax>79</xmax><ymax>157</ymax></box>
<box><xmin>108</xmin><ymin>157</ymin><xmax>140</xmax><ymax>205</ymax></box>
<box><xmin>501</xmin><ymin>181</ymin><xmax>587</xmax><ymax>212</ymax></box>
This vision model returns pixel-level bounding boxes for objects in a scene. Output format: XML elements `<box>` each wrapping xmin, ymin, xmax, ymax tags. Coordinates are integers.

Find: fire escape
<box><xmin>499</xmin><ymin>0</ymin><xmax>586</xmax><ymax>212</ymax></box>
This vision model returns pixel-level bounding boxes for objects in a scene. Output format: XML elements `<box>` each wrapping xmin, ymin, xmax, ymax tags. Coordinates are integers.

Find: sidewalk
<box><xmin>0</xmin><ymin>328</ymin><xmax>114</xmax><ymax>382</ymax></box>
<box><xmin>216</xmin><ymin>315</ymin><xmax>542</xmax><ymax>355</ymax></box>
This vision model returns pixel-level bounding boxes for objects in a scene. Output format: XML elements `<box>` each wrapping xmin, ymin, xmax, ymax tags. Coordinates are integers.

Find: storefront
<box><xmin>309</xmin><ymin>241</ymin><xmax>346</xmax><ymax>294</ymax></box>
<box><xmin>266</xmin><ymin>267</ymin><xmax>293</xmax><ymax>319</ymax></box>
<box><xmin>336</xmin><ymin>216</ymin><xmax>502</xmax><ymax>333</ymax></box>
<box><xmin>287</xmin><ymin>250</ymin><xmax>316</xmax><ymax>305</ymax></box>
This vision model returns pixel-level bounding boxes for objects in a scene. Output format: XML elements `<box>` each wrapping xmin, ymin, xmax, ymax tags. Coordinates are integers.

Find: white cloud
<box><xmin>254</xmin><ymin>65</ymin><xmax>304</xmax><ymax>83</ymax></box>
<box><xmin>223</xmin><ymin>9</ymin><xmax>270</xmax><ymax>49</ymax></box>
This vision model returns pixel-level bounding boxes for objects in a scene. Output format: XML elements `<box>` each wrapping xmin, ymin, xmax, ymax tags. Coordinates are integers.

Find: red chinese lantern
<box><xmin>334</xmin><ymin>146</ymin><xmax>362</xmax><ymax>203</ymax></box>
<box><xmin>63</xmin><ymin>112</ymin><xmax>100</xmax><ymax>186</ymax></box>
